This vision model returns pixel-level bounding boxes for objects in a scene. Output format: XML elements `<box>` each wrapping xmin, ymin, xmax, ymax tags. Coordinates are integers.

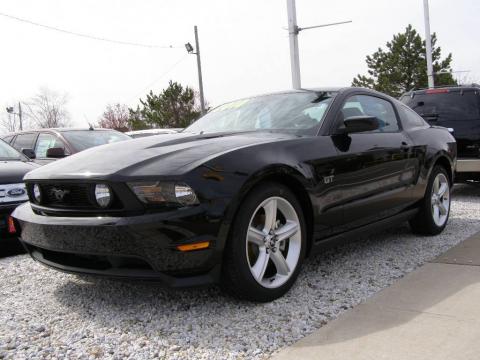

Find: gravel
<box><xmin>1</xmin><ymin>184</ymin><xmax>480</xmax><ymax>360</ymax></box>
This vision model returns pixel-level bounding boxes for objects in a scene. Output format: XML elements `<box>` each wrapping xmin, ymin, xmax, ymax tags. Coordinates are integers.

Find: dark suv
<box><xmin>401</xmin><ymin>85</ymin><xmax>480</xmax><ymax>181</ymax></box>
<box><xmin>1</xmin><ymin>128</ymin><xmax>131</xmax><ymax>165</ymax></box>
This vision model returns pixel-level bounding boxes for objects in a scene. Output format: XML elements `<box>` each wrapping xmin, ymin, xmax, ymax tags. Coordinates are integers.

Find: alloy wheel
<box><xmin>246</xmin><ymin>196</ymin><xmax>302</xmax><ymax>289</ymax></box>
<box><xmin>431</xmin><ymin>173</ymin><xmax>450</xmax><ymax>227</ymax></box>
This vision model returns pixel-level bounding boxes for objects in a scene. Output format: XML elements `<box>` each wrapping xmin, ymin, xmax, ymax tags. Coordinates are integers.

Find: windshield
<box><xmin>61</xmin><ymin>130</ymin><xmax>131</xmax><ymax>152</ymax></box>
<box><xmin>185</xmin><ymin>92</ymin><xmax>336</xmax><ymax>135</ymax></box>
<box><xmin>401</xmin><ymin>91</ymin><xmax>480</xmax><ymax>121</ymax></box>
<box><xmin>0</xmin><ymin>139</ymin><xmax>25</xmax><ymax>161</ymax></box>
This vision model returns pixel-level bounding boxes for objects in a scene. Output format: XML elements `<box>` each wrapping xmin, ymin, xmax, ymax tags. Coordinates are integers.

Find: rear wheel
<box><xmin>221</xmin><ymin>183</ymin><xmax>306</xmax><ymax>302</ymax></box>
<box><xmin>410</xmin><ymin>166</ymin><xmax>451</xmax><ymax>235</ymax></box>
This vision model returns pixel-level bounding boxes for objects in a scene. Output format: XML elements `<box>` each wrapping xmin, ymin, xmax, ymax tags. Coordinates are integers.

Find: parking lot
<box><xmin>1</xmin><ymin>184</ymin><xmax>479</xmax><ymax>360</ymax></box>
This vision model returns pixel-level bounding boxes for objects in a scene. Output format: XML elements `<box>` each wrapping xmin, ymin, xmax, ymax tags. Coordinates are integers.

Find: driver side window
<box><xmin>341</xmin><ymin>95</ymin><xmax>399</xmax><ymax>133</ymax></box>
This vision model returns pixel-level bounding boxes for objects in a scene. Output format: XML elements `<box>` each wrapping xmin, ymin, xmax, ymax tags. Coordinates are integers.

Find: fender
<box><xmin>215</xmin><ymin>164</ymin><xmax>315</xmax><ymax>255</ymax></box>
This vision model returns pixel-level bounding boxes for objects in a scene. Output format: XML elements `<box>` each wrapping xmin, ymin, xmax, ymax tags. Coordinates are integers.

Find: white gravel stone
<box><xmin>1</xmin><ymin>184</ymin><xmax>479</xmax><ymax>360</ymax></box>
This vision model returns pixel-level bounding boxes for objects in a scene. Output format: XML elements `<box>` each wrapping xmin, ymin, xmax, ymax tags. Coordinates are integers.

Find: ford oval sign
<box><xmin>7</xmin><ymin>188</ymin><xmax>26</xmax><ymax>197</ymax></box>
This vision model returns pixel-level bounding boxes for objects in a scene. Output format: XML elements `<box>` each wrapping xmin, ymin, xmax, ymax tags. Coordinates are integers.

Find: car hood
<box><xmin>24</xmin><ymin>132</ymin><xmax>298</xmax><ymax>180</ymax></box>
<box><xmin>0</xmin><ymin>160</ymin><xmax>39</xmax><ymax>183</ymax></box>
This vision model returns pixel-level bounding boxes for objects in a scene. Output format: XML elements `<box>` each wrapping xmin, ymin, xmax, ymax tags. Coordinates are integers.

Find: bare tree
<box><xmin>98</xmin><ymin>103</ymin><xmax>130</xmax><ymax>132</ymax></box>
<box><xmin>455</xmin><ymin>72</ymin><xmax>480</xmax><ymax>85</ymax></box>
<box><xmin>0</xmin><ymin>113</ymin><xmax>18</xmax><ymax>133</ymax></box>
<box><xmin>24</xmin><ymin>87</ymin><xmax>71</xmax><ymax>128</ymax></box>
<box><xmin>0</xmin><ymin>102</ymin><xmax>31</xmax><ymax>133</ymax></box>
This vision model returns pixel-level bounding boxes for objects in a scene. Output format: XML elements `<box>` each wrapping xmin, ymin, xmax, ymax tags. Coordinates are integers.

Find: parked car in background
<box><xmin>0</xmin><ymin>139</ymin><xmax>39</xmax><ymax>246</ymax></box>
<box><xmin>14</xmin><ymin>87</ymin><xmax>456</xmax><ymax>302</ymax></box>
<box><xmin>125</xmin><ymin>128</ymin><xmax>182</xmax><ymax>138</ymax></box>
<box><xmin>401</xmin><ymin>84</ymin><xmax>480</xmax><ymax>182</ymax></box>
<box><xmin>1</xmin><ymin>128</ymin><xmax>131</xmax><ymax>165</ymax></box>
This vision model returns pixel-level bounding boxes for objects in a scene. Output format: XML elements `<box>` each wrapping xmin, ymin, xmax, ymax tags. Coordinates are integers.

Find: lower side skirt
<box><xmin>310</xmin><ymin>208</ymin><xmax>419</xmax><ymax>256</ymax></box>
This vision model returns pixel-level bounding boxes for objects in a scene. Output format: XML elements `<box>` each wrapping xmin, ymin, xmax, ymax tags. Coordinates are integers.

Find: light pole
<box><xmin>286</xmin><ymin>0</ymin><xmax>352</xmax><ymax>89</ymax></box>
<box><xmin>185</xmin><ymin>25</ymin><xmax>206</xmax><ymax>115</ymax></box>
<box><xmin>6</xmin><ymin>102</ymin><xmax>23</xmax><ymax>130</ymax></box>
<box><xmin>423</xmin><ymin>0</ymin><xmax>435</xmax><ymax>88</ymax></box>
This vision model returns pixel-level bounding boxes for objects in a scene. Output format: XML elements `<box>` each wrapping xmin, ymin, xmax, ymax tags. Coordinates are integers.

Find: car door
<box><xmin>34</xmin><ymin>132</ymin><xmax>69</xmax><ymax>164</ymax></box>
<box><xmin>329</xmin><ymin>93</ymin><xmax>419</xmax><ymax>231</ymax></box>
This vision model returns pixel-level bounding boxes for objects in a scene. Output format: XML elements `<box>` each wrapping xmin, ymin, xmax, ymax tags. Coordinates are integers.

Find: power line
<box><xmin>126</xmin><ymin>54</ymin><xmax>189</xmax><ymax>105</ymax></box>
<box><xmin>0</xmin><ymin>11</ymin><xmax>181</xmax><ymax>49</ymax></box>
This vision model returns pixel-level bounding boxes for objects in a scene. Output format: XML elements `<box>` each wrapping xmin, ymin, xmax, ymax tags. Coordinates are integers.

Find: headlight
<box><xmin>95</xmin><ymin>184</ymin><xmax>112</xmax><ymax>208</ymax></box>
<box><xmin>128</xmin><ymin>182</ymin><xmax>199</xmax><ymax>206</ymax></box>
<box><xmin>33</xmin><ymin>184</ymin><xmax>42</xmax><ymax>203</ymax></box>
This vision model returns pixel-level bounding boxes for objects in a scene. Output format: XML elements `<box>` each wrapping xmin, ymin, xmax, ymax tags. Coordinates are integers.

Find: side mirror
<box><xmin>46</xmin><ymin>147</ymin><xmax>66</xmax><ymax>158</ymax></box>
<box><xmin>21</xmin><ymin>148</ymin><xmax>36</xmax><ymax>159</ymax></box>
<box><xmin>447</xmin><ymin>127</ymin><xmax>455</xmax><ymax>136</ymax></box>
<box><xmin>343</xmin><ymin>115</ymin><xmax>379</xmax><ymax>133</ymax></box>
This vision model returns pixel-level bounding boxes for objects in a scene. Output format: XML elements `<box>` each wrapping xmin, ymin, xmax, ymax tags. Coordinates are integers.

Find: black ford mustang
<box><xmin>13</xmin><ymin>87</ymin><xmax>456</xmax><ymax>301</ymax></box>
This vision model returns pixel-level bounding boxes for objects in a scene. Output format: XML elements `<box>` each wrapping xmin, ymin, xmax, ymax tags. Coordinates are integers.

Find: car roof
<box><xmin>251</xmin><ymin>87</ymin><xmax>347</xmax><ymax>98</ymax></box>
<box><xmin>216</xmin><ymin>87</ymin><xmax>384</xmax><ymax>105</ymax></box>
<box><xmin>402</xmin><ymin>83</ymin><xmax>480</xmax><ymax>96</ymax></box>
<box><xmin>126</xmin><ymin>129</ymin><xmax>180</xmax><ymax>135</ymax></box>
<box><xmin>3</xmin><ymin>128</ymin><xmax>119</xmax><ymax>136</ymax></box>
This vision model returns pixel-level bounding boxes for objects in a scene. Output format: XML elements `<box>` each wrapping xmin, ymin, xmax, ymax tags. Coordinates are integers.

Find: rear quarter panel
<box><xmin>407</xmin><ymin>126</ymin><xmax>456</xmax><ymax>199</ymax></box>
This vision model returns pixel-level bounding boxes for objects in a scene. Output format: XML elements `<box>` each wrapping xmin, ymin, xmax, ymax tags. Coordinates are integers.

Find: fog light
<box><xmin>33</xmin><ymin>184</ymin><xmax>41</xmax><ymax>203</ymax></box>
<box><xmin>95</xmin><ymin>184</ymin><xmax>112</xmax><ymax>208</ymax></box>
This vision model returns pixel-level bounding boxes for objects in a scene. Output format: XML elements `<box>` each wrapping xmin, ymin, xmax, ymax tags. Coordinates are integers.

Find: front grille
<box><xmin>27</xmin><ymin>182</ymin><xmax>123</xmax><ymax>212</ymax></box>
<box><xmin>40</xmin><ymin>183</ymin><xmax>93</xmax><ymax>208</ymax></box>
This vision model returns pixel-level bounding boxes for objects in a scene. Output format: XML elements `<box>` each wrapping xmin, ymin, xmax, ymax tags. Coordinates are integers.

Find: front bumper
<box><xmin>13</xmin><ymin>203</ymin><xmax>224</xmax><ymax>286</ymax></box>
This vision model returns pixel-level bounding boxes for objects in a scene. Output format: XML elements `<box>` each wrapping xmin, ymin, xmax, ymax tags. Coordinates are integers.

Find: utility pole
<box><xmin>185</xmin><ymin>26</ymin><xmax>206</xmax><ymax>115</ymax></box>
<box><xmin>194</xmin><ymin>26</ymin><xmax>206</xmax><ymax>115</ymax></box>
<box><xmin>423</xmin><ymin>0</ymin><xmax>435</xmax><ymax>88</ymax></box>
<box><xmin>18</xmin><ymin>102</ymin><xmax>23</xmax><ymax>130</ymax></box>
<box><xmin>286</xmin><ymin>0</ymin><xmax>352</xmax><ymax>90</ymax></box>
<box><xmin>6</xmin><ymin>105</ymin><xmax>22</xmax><ymax>131</ymax></box>
<box><xmin>287</xmin><ymin>0</ymin><xmax>301</xmax><ymax>89</ymax></box>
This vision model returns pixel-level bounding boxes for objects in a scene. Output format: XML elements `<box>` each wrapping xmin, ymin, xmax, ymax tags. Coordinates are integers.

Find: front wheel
<box><xmin>410</xmin><ymin>166</ymin><xmax>451</xmax><ymax>235</ymax></box>
<box><xmin>221</xmin><ymin>183</ymin><xmax>306</xmax><ymax>302</ymax></box>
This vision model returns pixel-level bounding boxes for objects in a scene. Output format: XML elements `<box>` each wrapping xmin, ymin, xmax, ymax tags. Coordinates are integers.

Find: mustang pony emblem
<box><xmin>50</xmin><ymin>188</ymin><xmax>70</xmax><ymax>201</ymax></box>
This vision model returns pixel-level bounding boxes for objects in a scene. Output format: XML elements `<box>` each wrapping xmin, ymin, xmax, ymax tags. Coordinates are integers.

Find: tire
<box><xmin>410</xmin><ymin>165</ymin><xmax>451</xmax><ymax>235</ymax></box>
<box><xmin>221</xmin><ymin>183</ymin><xmax>307</xmax><ymax>302</ymax></box>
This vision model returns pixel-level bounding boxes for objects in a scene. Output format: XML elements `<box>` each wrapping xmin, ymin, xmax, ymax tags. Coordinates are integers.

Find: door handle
<box><xmin>400</xmin><ymin>142</ymin><xmax>409</xmax><ymax>151</ymax></box>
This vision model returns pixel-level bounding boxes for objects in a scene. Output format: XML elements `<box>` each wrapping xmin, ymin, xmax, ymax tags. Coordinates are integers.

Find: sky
<box><xmin>0</xmin><ymin>0</ymin><xmax>479</xmax><ymax>132</ymax></box>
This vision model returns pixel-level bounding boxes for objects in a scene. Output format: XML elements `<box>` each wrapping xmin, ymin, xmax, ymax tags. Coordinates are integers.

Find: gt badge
<box><xmin>323</xmin><ymin>175</ymin><xmax>334</xmax><ymax>184</ymax></box>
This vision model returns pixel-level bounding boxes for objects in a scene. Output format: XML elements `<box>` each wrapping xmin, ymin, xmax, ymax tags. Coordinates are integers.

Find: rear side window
<box><xmin>12</xmin><ymin>133</ymin><xmax>37</xmax><ymax>151</ymax></box>
<box><xmin>402</xmin><ymin>90</ymin><xmax>480</xmax><ymax>121</ymax></box>
<box><xmin>398</xmin><ymin>105</ymin><xmax>428</xmax><ymax>128</ymax></box>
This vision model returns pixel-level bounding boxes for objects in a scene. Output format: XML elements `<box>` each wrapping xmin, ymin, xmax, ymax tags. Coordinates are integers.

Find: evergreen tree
<box><xmin>352</xmin><ymin>25</ymin><xmax>456</xmax><ymax>97</ymax></box>
<box><xmin>129</xmin><ymin>81</ymin><xmax>202</xmax><ymax>129</ymax></box>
